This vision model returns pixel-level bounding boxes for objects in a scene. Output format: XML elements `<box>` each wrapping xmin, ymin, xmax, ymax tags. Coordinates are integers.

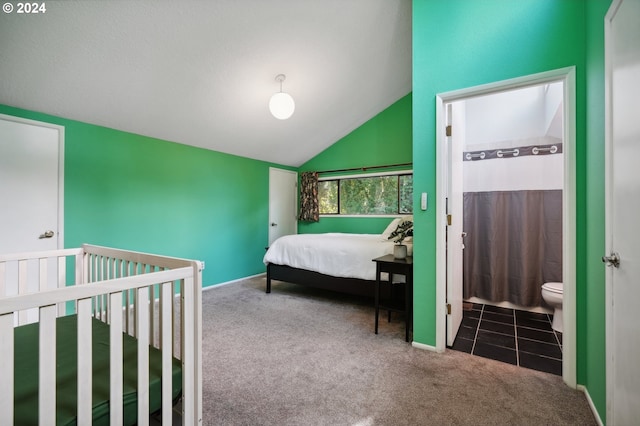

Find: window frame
<box><xmin>318</xmin><ymin>169</ymin><xmax>413</xmax><ymax>217</ymax></box>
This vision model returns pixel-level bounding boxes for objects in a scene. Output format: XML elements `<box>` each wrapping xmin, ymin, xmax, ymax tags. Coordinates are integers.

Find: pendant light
<box><xmin>269</xmin><ymin>74</ymin><xmax>295</xmax><ymax>120</ymax></box>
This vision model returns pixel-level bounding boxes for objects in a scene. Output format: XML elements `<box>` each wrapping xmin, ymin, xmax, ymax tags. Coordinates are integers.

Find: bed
<box><xmin>264</xmin><ymin>217</ymin><xmax>413</xmax><ymax>297</ymax></box>
<box><xmin>0</xmin><ymin>244</ymin><xmax>203</xmax><ymax>426</ymax></box>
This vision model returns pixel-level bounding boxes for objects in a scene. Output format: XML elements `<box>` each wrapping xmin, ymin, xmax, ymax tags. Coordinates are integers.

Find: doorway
<box><xmin>268</xmin><ymin>168</ymin><xmax>298</xmax><ymax>245</ymax></box>
<box><xmin>435</xmin><ymin>68</ymin><xmax>577</xmax><ymax>387</ymax></box>
<box><xmin>0</xmin><ymin>114</ymin><xmax>64</xmax><ymax>254</ymax></box>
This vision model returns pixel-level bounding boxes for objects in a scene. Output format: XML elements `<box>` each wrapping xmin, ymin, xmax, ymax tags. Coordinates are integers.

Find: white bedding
<box><xmin>263</xmin><ymin>233</ymin><xmax>396</xmax><ymax>281</ymax></box>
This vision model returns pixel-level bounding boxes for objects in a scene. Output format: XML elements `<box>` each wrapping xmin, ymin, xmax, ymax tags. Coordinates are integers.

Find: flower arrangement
<box><xmin>387</xmin><ymin>220</ymin><xmax>413</xmax><ymax>245</ymax></box>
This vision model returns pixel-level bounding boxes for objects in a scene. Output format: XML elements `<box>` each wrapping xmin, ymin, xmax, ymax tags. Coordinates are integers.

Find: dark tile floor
<box><xmin>450</xmin><ymin>303</ymin><xmax>563</xmax><ymax>376</ymax></box>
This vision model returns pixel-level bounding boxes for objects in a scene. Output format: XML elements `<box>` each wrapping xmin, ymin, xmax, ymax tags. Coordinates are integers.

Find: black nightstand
<box><xmin>372</xmin><ymin>254</ymin><xmax>413</xmax><ymax>342</ymax></box>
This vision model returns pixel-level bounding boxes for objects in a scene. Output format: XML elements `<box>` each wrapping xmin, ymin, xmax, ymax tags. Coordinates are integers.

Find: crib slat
<box><xmin>57</xmin><ymin>256</ymin><xmax>66</xmax><ymax>316</ymax></box>
<box><xmin>182</xmin><ymin>277</ymin><xmax>195</xmax><ymax>424</ymax></box>
<box><xmin>0</xmin><ymin>262</ymin><xmax>5</xmax><ymax>298</ymax></box>
<box><xmin>149</xmin><ymin>279</ymin><xmax>156</xmax><ymax>346</ymax></box>
<box><xmin>76</xmin><ymin>253</ymin><xmax>83</xmax><ymax>286</ymax></box>
<box><xmin>39</xmin><ymin>258</ymin><xmax>47</xmax><ymax>292</ymax></box>
<box><xmin>39</xmin><ymin>304</ymin><xmax>57</xmax><ymax>426</ymax></box>
<box><xmin>0</xmin><ymin>313</ymin><xmax>14</xmax><ymax>424</ymax></box>
<box><xmin>160</xmin><ymin>282</ymin><xmax>172</xmax><ymax>423</ymax></box>
<box><xmin>176</xmin><ymin>280</ymin><xmax>181</xmax><ymax>359</ymax></box>
<box><xmin>109</xmin><ymin>292</ymin><xmax>123</xmax><ymax>426</ymax></box>
<box><xmin>18</xmin><ymin>259</ymin><xmax>28</xmax><ymax>324</ymax></box>
<box><xmin>77</xmin><ymin>299</ymin><xmax>92</xmax><ymax>424</ymax></box>
<box><xmin>137</xmin><ymin>286</ymin><xmax>150</xmax><ymax>426</ymax></box>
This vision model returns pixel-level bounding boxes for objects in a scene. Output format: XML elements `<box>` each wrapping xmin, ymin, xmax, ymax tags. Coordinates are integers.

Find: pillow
<box><xmin>401</xmin><ymin>215</ymin><xmax>413</xmax><ymax>223</ymax></box>
<box><xmin>381</xmin><ymin>218</ymin><xmax>402</xmax><ymax>240</ymax></box>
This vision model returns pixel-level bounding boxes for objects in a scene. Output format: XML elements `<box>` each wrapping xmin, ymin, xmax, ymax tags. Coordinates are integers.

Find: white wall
<box><xmin>462</xmin><ymin>82</ymin><xmax>564</xmax><ymax>192</ymax></box>
<box><xmin>463</xmin><ymin>141</ymin><xmax>564</xmax><ymax>192</ymax></box>
<box><xmin>464</xmin><ymin>82</ymin><xmax>563</xmax><ymax>147</ymax></box>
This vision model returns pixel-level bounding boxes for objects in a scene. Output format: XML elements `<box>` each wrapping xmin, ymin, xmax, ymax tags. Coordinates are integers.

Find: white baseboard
<box><xmin>202</xmin><ymin>273</ymin><xmax>266</xmax><ymax>292</ymax></box>
<box><xmin>466</xmin><ymin>297</ymin><xmax>553</xmax><ymax>315</ymax></box>
<box><xmin>412</xmin><ymin>341</ymin><xmax>440</xmax><ymax>352</ymax></box>
<box><xmin>577</xmin><ymin>385</ymin><xmax>604</xmax><ymax>426</ymax></box>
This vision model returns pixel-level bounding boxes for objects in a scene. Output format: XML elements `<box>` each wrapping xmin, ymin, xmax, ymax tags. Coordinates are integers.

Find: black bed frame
<box><xmin>266</xmin><ymin>262</ymin><xmax>387</xmax><ymax>298</ymax></box>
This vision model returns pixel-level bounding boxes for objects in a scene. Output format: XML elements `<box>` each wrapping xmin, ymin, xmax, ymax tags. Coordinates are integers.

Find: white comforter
<box><xmin>263</xmin><ymin>233</ymin><xmax>396</xmax><ymax>281</ymax></box>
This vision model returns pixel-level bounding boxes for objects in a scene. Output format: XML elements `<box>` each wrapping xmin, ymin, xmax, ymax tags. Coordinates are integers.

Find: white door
<box><xmin>268</xmin><ymin>168</ymin><xmax>297</xmax><ymax>245</ymax></box>
<box><xmin>605</xmin><ymin>0</ymin><xmax>640</xmax><ymax>423</ymax></box>
<box><xmin>446</xmin><ymin>102</ymin><xmax>464</xmax><ymax>346</ymax></box>
<box><xmin>0</xmin><ymin>115</ymin><xmax>63</xmax><ymax>254</ymax></box>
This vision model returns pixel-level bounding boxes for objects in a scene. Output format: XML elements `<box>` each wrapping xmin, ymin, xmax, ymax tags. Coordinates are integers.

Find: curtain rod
<box><xmin>315</xmin><ymin>162</ymin><xmax>412</xmax><ymax>175</ymax></box>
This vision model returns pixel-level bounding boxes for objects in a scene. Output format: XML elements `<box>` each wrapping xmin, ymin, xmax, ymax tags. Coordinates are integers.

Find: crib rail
<box><xmin>0</xmin><ymin>244</ymin><xmax>203</xmax><ymax>426</ymax></box>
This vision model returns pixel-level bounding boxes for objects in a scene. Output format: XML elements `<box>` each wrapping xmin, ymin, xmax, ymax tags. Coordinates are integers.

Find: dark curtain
<box><xmin>463</xmin><ymin>190</ymin><xmax>562</xmax><ymax>307</ymax></box>
<box><xmin>299</xmin><ymin>172</ymin><xmax>319</xmax><ymax>222</ymax></box>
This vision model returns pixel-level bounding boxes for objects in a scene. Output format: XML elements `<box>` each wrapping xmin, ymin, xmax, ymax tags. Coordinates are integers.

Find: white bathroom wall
<box><xmin>464</xmin><ymin>81</ymin><xmax>563</xmax><ymax>147</ymax></box>
<box><xmin>462</xmin><ymin>82</ymin><xmax>564</xmax><ymax>193</ymax></box>
<box><xmin>544</xmin><ymin>82</ymin><xmax>564</xmax><ymax>137</ymax></box>
<box><xmin>463</xmin><ymin>142</ymin><xmax>563</xmax><ymax>192</ymax></box>
<box><xmin>465</xmin><ymin>86</ymin><xmax>545</xmax><ymax>146</ymax></box>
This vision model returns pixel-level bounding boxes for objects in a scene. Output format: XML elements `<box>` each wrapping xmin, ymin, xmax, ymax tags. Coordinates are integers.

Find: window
<box><xmin>318</xmin><ymin>172</ymin><xmax>413</xmax><ymax>215</ymax></box>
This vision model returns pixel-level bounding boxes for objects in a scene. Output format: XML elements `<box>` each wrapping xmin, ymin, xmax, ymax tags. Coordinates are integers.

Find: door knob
<box><xmin>602</xmin><ymin>252</ymin><xmax>620</xmax><ymax>268</ymax></box>
<box><xmin>39</xmin><ymin>230</ymin><xmax>55</xmax><ymax>239</ymax></box>
<box><xmin>271</xmin><ymin>222</ymin><xmax>278</xmax><ymax>227</ymax></box>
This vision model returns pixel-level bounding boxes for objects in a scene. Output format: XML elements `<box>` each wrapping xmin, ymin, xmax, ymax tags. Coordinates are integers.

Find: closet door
<box><xmin>268</xmin><ymin>167</ymin><xmax>297</xmax><ymax>245</ymax></box>
<box><xmin>0</xmin><ymin>115</ymin><xmax>63</xmax><ymax>254</ymax></box>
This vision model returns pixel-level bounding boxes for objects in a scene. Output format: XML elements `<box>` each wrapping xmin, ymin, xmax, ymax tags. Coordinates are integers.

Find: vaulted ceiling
<box><xmin>0</xmin><ymin>0</ymin><xmax>412</xmax><ymax>167</ymax></box>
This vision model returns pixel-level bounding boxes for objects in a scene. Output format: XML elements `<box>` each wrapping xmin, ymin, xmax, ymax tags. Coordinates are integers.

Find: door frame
<box><xmin>0</xmin><ymin>113</ymin><xmax>65</xmax><ymax>250</ymax></box>
<box><xmin>434</xmin><ymin>67</ymin><xmax>577</xmax><ymax>388</ymax></box>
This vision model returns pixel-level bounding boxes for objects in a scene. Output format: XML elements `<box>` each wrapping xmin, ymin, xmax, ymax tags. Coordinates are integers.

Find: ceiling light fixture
<box><xmin>269</xmin><ymin>74</ymin><xmax>295</xmax><ymax>120</ymax></box>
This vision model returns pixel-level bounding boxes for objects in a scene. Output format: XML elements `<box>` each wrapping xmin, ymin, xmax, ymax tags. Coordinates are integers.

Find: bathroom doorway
<box><xmin>435</xmin><ymin>68</ymin><xmax>576</xmax><ymax>387</ymax></box>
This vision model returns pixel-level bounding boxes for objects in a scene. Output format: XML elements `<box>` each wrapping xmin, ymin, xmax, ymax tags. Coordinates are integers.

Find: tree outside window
<box><xmin>318</xmin><ymin>173</ymin><xmax>413</xmax><ymax>215</ymax></box>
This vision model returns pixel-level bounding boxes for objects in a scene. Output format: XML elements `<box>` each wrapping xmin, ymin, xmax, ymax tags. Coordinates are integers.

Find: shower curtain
<box><xmin>462</xmin><ymin>189</ymin><xmax>562</xmax><ymax>307</ymax></box>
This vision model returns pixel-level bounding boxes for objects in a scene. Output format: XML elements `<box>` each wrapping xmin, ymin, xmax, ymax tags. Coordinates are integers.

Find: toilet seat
<box><xmin>542</xmin><ymin>282</ymin><xmax>563</xmax><ymax>294</ymax></box>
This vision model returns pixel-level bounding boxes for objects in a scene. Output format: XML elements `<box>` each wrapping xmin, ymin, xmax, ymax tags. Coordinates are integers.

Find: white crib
<box><xmin>0</xmin><ymin>244</ymin><xmax>203</xmax><ymax>425</ymax></box>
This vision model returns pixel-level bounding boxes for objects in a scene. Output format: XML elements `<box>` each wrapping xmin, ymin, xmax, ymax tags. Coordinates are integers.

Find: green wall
<box><xmin>584</xmin><ymin>0</ymin><xmax>611</xmax><ymax>419</ymax></box>
<box><xmin>0</xmin><ymin>104</ymin><xmax>288</xmax><ymax>288</ymax></box>
<box><xmin>298</xmin><ymin>93</ymin><xmax>412</xmax><ymax>235</ymax></box>
<box><xmin>413</xmin><ymin>0</ymin><xmax>609</xmax><ymax>421</ymax></box>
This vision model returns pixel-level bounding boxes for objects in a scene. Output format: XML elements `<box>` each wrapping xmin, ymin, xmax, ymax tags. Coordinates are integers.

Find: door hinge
<box><xmin>447</xmin><ymin>214</ymin><xmax>452</xmax><ymax>226</ymax></box>
<box><xmin>446</xmin><ymin>303</ymin><xmax>451</xmax><ymax>315</ymax></box>
<box><xmin>446</xmin><ymin>125</ymin><xmax>452</xmax><ymax>137</ymax></box>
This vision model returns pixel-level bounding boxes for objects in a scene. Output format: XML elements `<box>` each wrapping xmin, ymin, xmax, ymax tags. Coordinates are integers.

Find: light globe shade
<box><xmin>269</xmin><ymin>92</ymin><xmax>295</xmax><ymax>120</ymax></box>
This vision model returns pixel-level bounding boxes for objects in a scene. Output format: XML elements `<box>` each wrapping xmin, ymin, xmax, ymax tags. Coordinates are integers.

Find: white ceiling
<box><xmin>0</xmin><ymin>0</ymin><xmax>412</xmax><ymax>167</ymax></box>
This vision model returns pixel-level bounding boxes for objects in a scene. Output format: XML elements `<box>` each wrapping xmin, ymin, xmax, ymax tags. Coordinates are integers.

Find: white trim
<box><xmin>435</xmin><ymin>96</ymin><xmax>447</xmax><ymax>353</ymax></box>
<box><xmin>434</xmin><ymin>67</ymin><xmax>577</xmax><ymax>387</ymax></box>
<box><xmin>465</xmin><ymin>297</ymin><xmax>553</xmax><ymax>315</ymax></box>
<box><xmin>411</xmin><ymin>341</ymin><xmax>442</xmax><ymax>353</ymax></box>
<box><xmin>577</xmin><ymin>385</ymin><xmax>605</xmax><ymax>426</ymax></box>
<box><xmin>319</xmin><ymin>214</ymin><xmax>407</xmax><ymax>219</ymax></box>
<box><xmin>0</xmin><ymin>113</ymin><xmax>65</xmax><ymax>250</ymax></box>
<box><xmin>202</xmin><ymin>273</ymin><xmax>267</xmax><ymax>291</ymax></box>
<box><xmin>318</xmin><ymin>169</ymin><xmax>413</xmax><ymax>181</ymax></box>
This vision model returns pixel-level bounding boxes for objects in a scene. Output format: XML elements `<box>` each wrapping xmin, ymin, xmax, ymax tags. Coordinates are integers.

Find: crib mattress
<box><xmin>13</xmin><ymin>314</ymin><xmax>182</xmax><ymax>426</ymax></box>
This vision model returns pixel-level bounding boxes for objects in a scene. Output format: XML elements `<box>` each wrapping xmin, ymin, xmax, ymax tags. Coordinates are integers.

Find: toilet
<box><xmin>541</xmin><ymin>282</ymin><xmax>563</xmax><ymax>333</ymax></box>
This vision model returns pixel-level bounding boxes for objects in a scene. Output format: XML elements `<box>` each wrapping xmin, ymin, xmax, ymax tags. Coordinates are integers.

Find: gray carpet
<box><xmin>201</xmin><ymin>277</ymin><xmax>597</xmax><ymax>425</ymax></box>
